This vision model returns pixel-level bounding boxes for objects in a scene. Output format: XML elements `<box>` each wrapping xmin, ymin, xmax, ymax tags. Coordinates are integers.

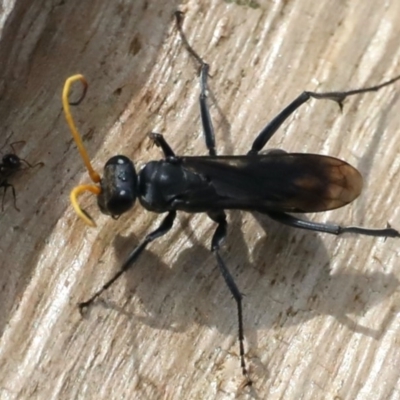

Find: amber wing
<box><xmin>180</xmin><ymin>153</ymin><xmax>363</xmax><ymax>213</ymax></box>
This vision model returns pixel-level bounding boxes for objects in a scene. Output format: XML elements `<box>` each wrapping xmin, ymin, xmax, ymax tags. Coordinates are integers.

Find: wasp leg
<box><xmin>265</xmin><ymin>211</ymin><xmax>400</xmax><ymax>237</ymax></box>
<box><xmin>149</xmin><ymin>132</ymin><xmax>176</xmax><ymax>158</ymax></box>
<box><xmin>207</xmin><ymin>210</ymin><xmax>252</xmax><ymax>385</ymax></box>
<box><xmin>198</xmin><ymin>63</ymin><xmax>217</xmax><ymax>156</ymax></box>
<box><xmin>79</xmin><ymin>210</ymin><xmax>177</xmax><ymax>313</ymax></box>
<box><xmin>249</xmin><ymin>75</ymin><xmax>400</xmax><ymax>155</ymax></box>
<box><xmin>175</xmin><ymin>12</ymin><xmax>216</xmax><ymax>156</ymax></box>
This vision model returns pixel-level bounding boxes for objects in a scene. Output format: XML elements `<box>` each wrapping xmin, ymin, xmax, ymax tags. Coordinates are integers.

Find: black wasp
<box><xmin>63</xmin><ymin>12</ymin><xmax>400</xmax><ymax>385</ymax></box>
<box><xmin>0</xmin><ymin>134</ymin><xmax>43</xmax><ymax>211</ymax></box>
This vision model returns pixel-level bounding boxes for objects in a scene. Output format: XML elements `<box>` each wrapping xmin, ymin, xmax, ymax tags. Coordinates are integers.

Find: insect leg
<box><xmin>149</xmin><ymin>133</ymin><xmax>176</xmax><ymax>157</ymax></box>
<box><xmin>207</xmin><ymin>210</ymin><xmax>251</xmax><ymax>384</ymax></box>
<box><xmin>19</xmin><ymin>159</ymin><xmax>44</xmax><ymax>169</ymax></box>
<box><xmin>175</xmin><ymin>12</ymin><xmax>216</xmax><ymax>156</ymax></box>
<box><xmin>1</xmin><ymin>182</ymin><xmax>19</xmax><ymax>212</ymax></box>
<box><xmin>79</xmin><ymin>210</ymin><xmax>177</xmax><ymax>312</ymax></box>
<box><xmin>0</xmin><ymin>132</ymin><xmax>16</xmax><ymax>153</ymax></box>
<box><xmin>265</xmin><ymin>211</ymin><xmax>400</xmax><ymax>237</ymax></box>
<box><xmin>249</xmin><ymin>74</ymin><xmax>400</xmax><ymax>155</ymax></box>
<box><xmin>199</xmin><ymin>63</ymin><xmax>217</xmax><ymax>156</ymax></box>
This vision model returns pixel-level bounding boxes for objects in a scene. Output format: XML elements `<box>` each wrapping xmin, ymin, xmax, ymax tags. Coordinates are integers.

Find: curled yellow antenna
<box><xmin>63</xmin><ymin>74</ymin><xmax>102</xmax><ymax>226</ymax></box>
<box><xmin>62</xmin><ymin>74</ymin><xmax>101</xmax><ymax>184</ymax></box>
<box><xmin>70</xmin><ymin>184</ymin><xmax>101</xmax><ymax>227</ymax></box>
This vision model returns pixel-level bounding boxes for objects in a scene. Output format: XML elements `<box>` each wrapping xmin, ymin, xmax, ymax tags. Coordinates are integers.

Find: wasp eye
<box><xmin>97</xmin><ymin>155</ymin><xmax>137</xmax><ymax>216</ymax></box>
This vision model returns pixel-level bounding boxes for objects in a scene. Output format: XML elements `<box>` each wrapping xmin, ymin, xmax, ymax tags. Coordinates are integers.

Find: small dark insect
<box><xmin>0</xmin><ymin>134</ymin><xmax>43</xmax><ymax>211</ymax></box>
<box><xmin>63</xmin><ymin>12</ymin><xmax>400</xmax><ymax>385</ymax></box>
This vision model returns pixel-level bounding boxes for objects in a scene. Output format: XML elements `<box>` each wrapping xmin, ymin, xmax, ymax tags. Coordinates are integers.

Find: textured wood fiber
<box><xmin>0</xmin><ymin>1</ymin><xmax>399</xmax><ymax>399</ymax></box>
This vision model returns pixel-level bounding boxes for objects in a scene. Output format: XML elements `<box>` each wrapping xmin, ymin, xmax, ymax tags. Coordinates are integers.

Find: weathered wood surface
<box><xmin>0</xmin><ymin>1</ymin><xmax>399</xmax><ymax>399</ymax></box>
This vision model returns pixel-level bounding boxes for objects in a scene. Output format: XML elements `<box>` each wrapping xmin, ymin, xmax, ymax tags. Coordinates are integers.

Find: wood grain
<box><xmin>0</xmin><ymin>0</ymin><xmax>399</xmax><ymax>399</ymax></box>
